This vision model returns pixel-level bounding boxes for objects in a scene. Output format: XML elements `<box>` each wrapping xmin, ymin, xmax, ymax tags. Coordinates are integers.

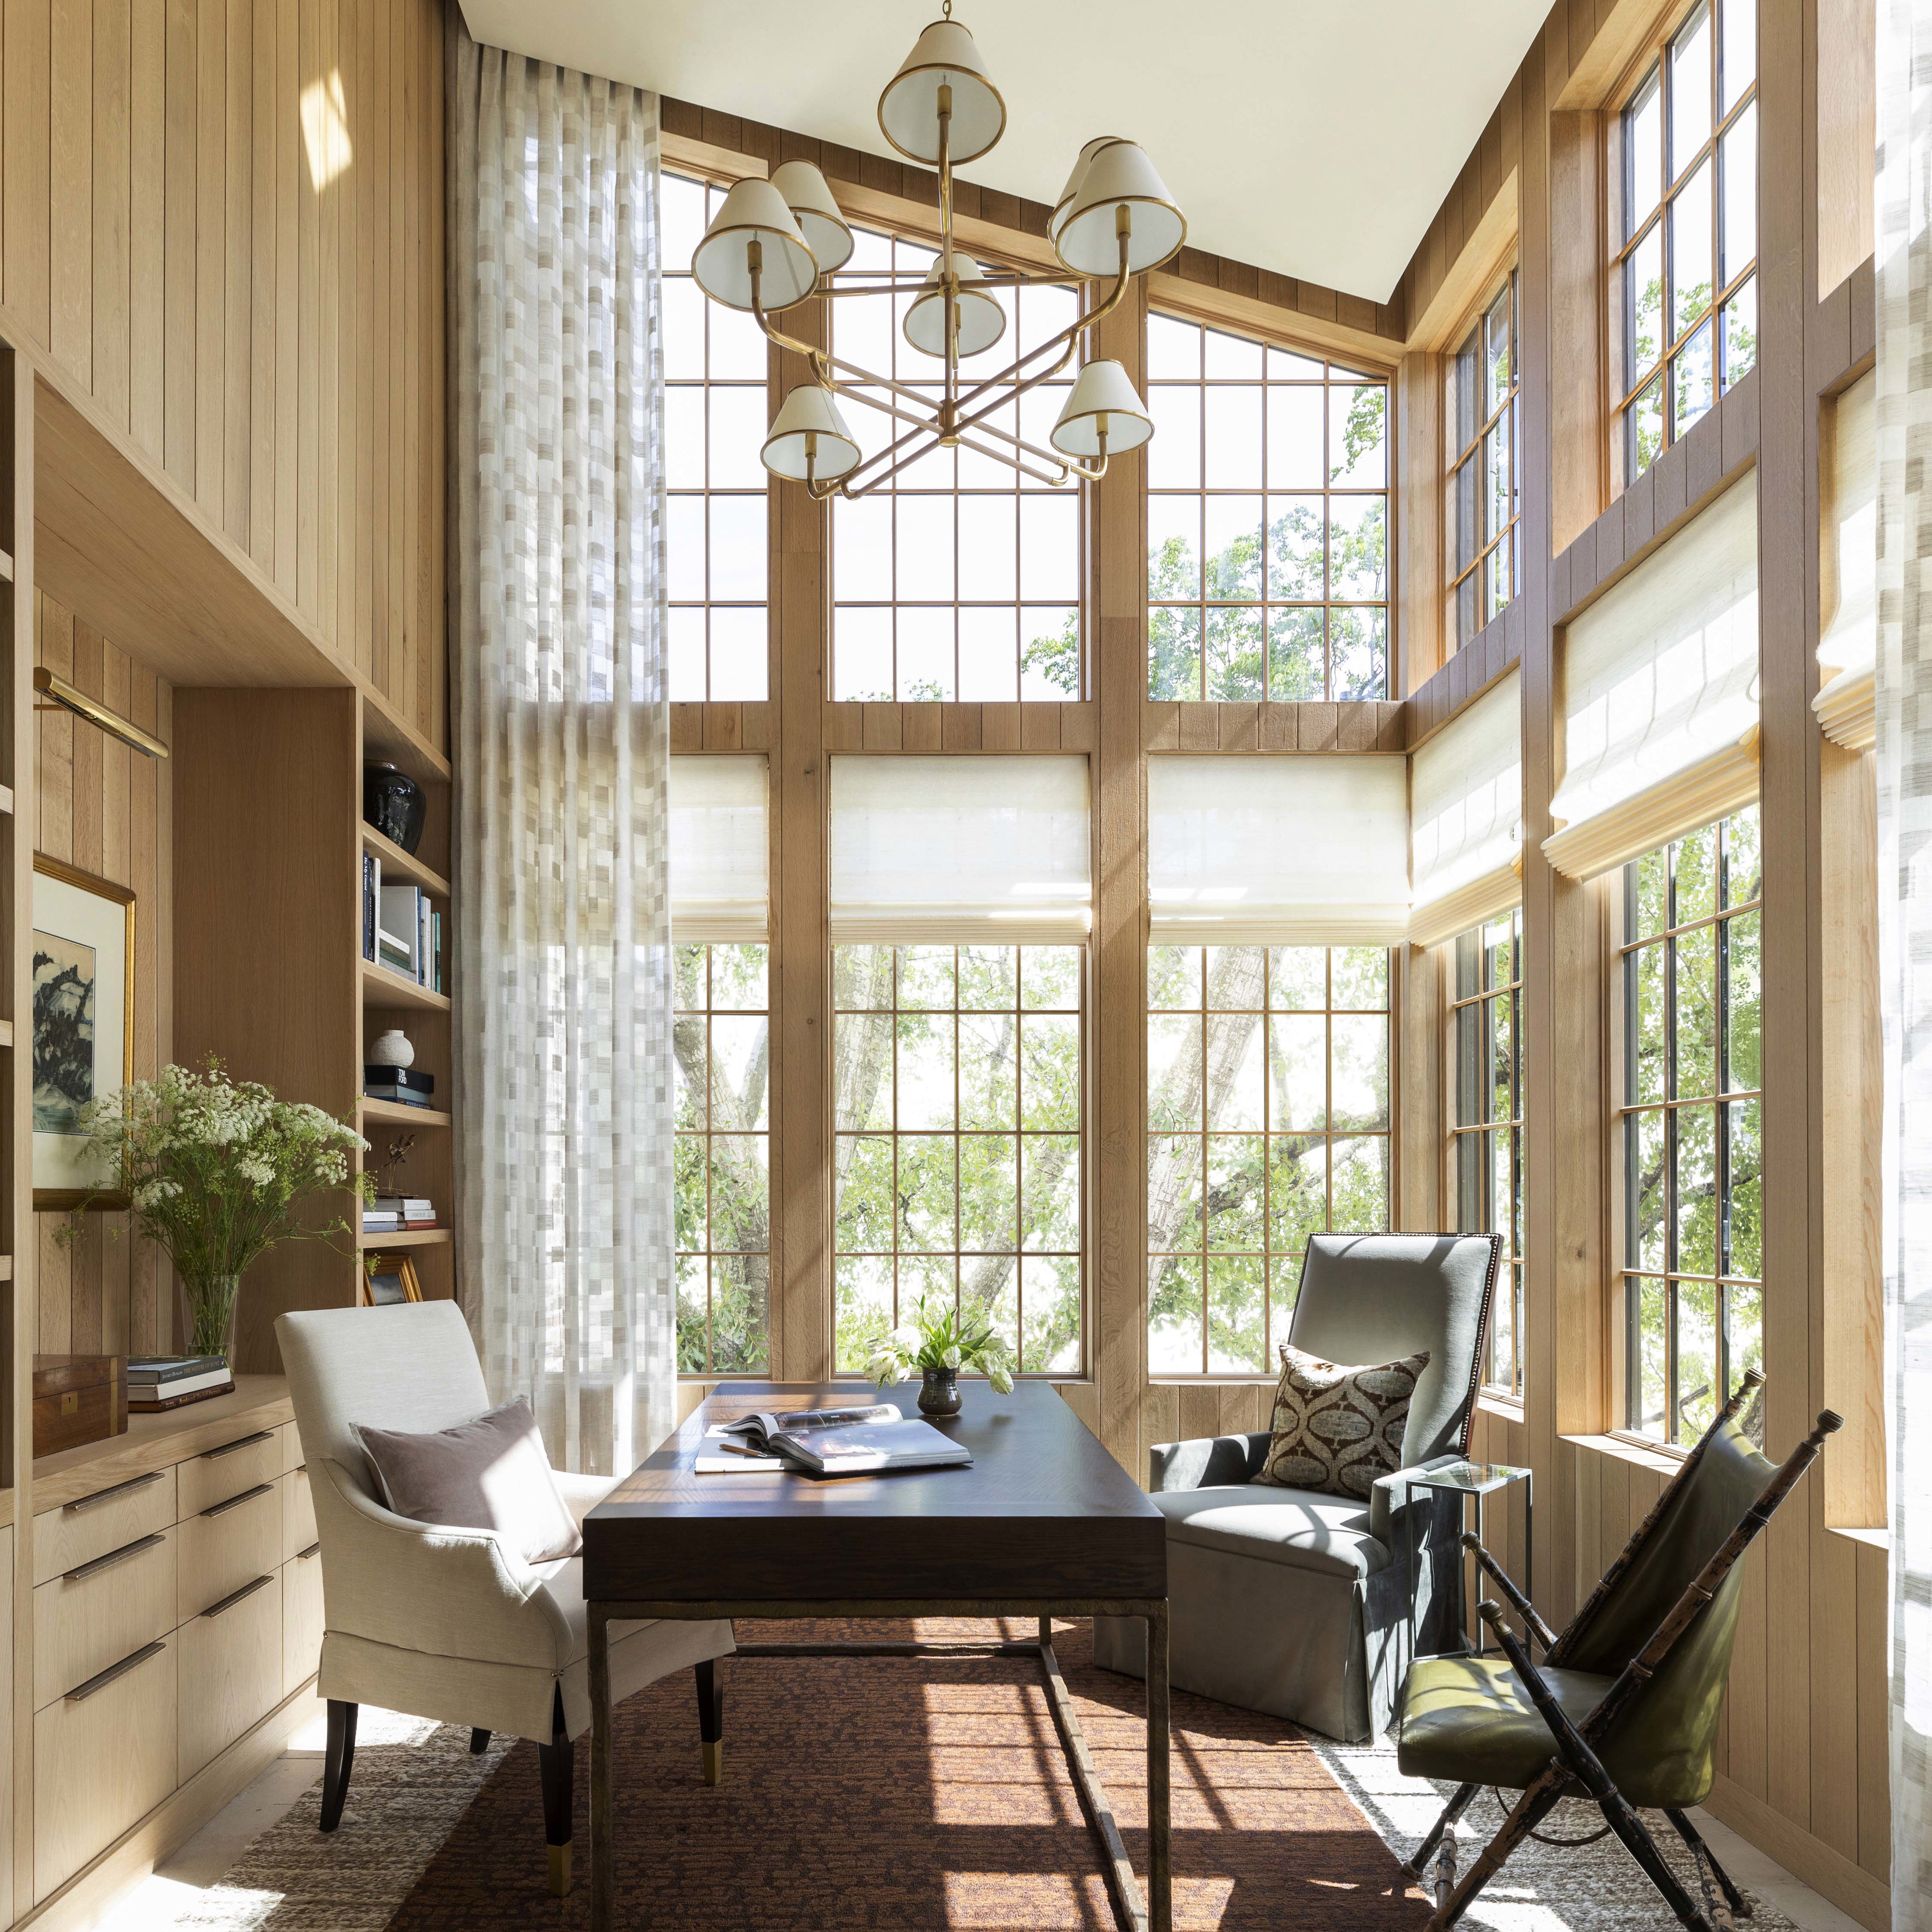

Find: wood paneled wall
<box><xmin>0</xmin><ymin>0</ymin><xmax>446</xmax><ymax>745</ymax></box>
<box><xmin>1396</xmin><ymin>0</ymin><xmax>1888</xmax><ymax>1921</ymax></box>
<box><xmin>29</xmin><ymin>587</ymin><xmax>172</xmax><ymax>1358</ymax></box>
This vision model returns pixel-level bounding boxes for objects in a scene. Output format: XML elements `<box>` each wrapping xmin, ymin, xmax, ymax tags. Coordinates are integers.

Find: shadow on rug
<box><xmin>381</xmin><ymin>1616</ymin><xmax>1429</xmax><ymax>1931</ymax></box>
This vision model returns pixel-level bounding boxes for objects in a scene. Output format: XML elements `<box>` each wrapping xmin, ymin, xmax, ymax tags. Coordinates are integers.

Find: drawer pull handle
<box><xmin>201</xmin><ymin>1431</ymin><xmax>274</xmax><ymax>1461</ymax></box>
<box><xmin>63</xmin><ymin>1533</ymin><xmax>166</xmax><ymax>1583</ymax></box>
<box><xmin>296</xmin><ymin>1541</ymin><xmax>321</xmax><ymax>1561</ymax></box>
<box><xmin>63</xmin><ymin>1470</ymin><xmax>163</xmax><ymax>1514</ymax></box>
<box><xmin>67</xmin><ymin>1639</ymin><xmax>166</xmax><ymax>1702</ymax></box>
<box><xmin>200</xmin><ymin>1482</ymin><xmax>274</xmax><ymax>1519</ymax></box>
<box><xmin>202</xmin><ymin>1574</ymin><xmax>273</xmax><ymax>1619</ymax></box>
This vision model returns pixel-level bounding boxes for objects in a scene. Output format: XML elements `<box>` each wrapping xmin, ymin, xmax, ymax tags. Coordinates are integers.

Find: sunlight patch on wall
<box><xmin>301</xmin><ymin>71</ymin><xmax>353</xmax><ymax>190</ymax></box>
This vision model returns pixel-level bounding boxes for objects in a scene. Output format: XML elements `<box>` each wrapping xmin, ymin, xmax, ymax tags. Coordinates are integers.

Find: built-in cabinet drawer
<box><xmin>176</xmin><ymin>1481</ymin><xmax>283</xmax><ymax>1623</ymax></box>
<box><xmin>283</xmin><ymin>1546</ymin><xmax>325</xmax><ymax>1697</ymax></box>
<box><xmin>177</xmin><ymin>1431</ymin><xmax>282</xmax><ymax>1517</ymax></box>
<box><xmin>33</xmin><ymin>1468</ymin><xmax>177</xmax><ymax>1587</ymax></box>
<box><xmin>177</xmin><ymin>1570</ymin><xmax>283</xmax><ymax>1784</ymax></box>
<box><xmin>34</xmin><ymin>1634</ymin><xmax>176</xmax><ymax>1902</ymax></box>
<box><xmin>283</xmin><ymin>1465</ymin><xmax>316</xmax><ymax>1562</ymax></box>
<box><xmin>34</xmin><ymin>1527</ymin><xmax>178</xmax><ymax>1710</ymax></box>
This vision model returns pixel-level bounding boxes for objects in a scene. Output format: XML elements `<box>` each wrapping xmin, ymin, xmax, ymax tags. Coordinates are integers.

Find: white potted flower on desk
<box><xmin>865</xmin><ymin>1299</ymin><xmax>1016</xmax><ymax>1417</ymax></box>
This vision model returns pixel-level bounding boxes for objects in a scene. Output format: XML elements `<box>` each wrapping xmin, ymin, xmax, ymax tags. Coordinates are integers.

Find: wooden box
<box><xmin>31</xmin><ymin>1355</ymin><xmax>128</xmax><ymax>1460</ymax></box>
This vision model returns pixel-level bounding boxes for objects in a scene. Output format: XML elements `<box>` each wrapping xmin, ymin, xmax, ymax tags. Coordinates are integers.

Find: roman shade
<box><xmin>1816</xmin><ymin>368</ymin><xmax>1876</xmax><ymax>752</ymax></box>
<box><xmin>1147</xmin><ymin>755</ymin><xmax>1411</xmax><ymax>946</ymax></box>
<box><xmin>1544</xmin><ymin>472</ymin><xmax>1760</xmax><ymax>882</ymax></box>
<box><xmin>669</xmin><ymin>755</ymin><xmax>769</xmax><ymax>941</ymax></box>
<box><xmin>828</xmin><ymin>755</ymin><xmax>1091</xmax><ymax>943</ymax></box>
<box><xmin>1409</xmin><ymin>670</ymin><xmax>1523</xmax><ymax>949</ymax></box>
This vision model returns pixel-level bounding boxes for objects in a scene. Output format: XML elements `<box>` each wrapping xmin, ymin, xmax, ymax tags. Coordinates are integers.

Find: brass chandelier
<box><xmin>688</xmin><ymin>3</ymin><xmax>1184</xmax><ymax>499</ymax></box>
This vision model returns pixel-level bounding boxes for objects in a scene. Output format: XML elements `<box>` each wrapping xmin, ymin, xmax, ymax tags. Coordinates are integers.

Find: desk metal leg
<box><xmin>590</xmin><ymin>1601</ymin><xmax>613</xmax><ymax>1932</ymax></box>
<box><xmin>1146</xmin><ymin>1602</ymin><xmax>1171</xmax><ymax>1932</ymax></box>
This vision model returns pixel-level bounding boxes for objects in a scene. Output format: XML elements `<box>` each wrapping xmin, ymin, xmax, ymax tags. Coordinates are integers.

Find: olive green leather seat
<box><xmin>1397</xmin><ymin>1408</ymin><xmax>1769</xmax><ymax>1809</ymax></box>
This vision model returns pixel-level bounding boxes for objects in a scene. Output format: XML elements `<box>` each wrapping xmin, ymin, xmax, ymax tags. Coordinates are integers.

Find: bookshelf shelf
<box><xmin>360</xmin><ymin>1097</ymin><xmax>451</xmax><ymax>1129</ymax></box>
<box><xmin>361</xmin><ymin>958</ymin><xmax>451</xmax><ymax>1012</ymax></box>
<box><xmin>358</xmin><ymin>1227</ymin><xmax>452</xmax><ymax>1250</ymax></box>
<box><xmin>361</xmin><ymin>823</ymin><xmax>449</xmax><ymax>898</ymax></box>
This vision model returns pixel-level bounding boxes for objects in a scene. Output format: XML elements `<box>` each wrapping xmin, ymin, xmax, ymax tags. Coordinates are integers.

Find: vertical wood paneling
<box><xmin>0</xmin><ymin>0</ymin><xmax>445</xmax><ymax>745</ymax></box>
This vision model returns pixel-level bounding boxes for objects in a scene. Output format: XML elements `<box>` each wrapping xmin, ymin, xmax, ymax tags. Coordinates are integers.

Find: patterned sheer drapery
<box><xmin>1877</xmin><ymin>0</ymin><xmax>1932</xmax><ymax>1914</ymax></box>
<box><xmin>448</xmin><ymin>20</ymin><xmax>674</xmax><ymax>1476</ymax></box>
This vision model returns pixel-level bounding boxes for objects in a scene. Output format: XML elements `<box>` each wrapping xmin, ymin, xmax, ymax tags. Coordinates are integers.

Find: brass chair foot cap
<box><xmin>702</xmin><ymin>1741</ymin><xmax>723</xmax><ymax>1786</ymax></box>
<box><xmin>548</xmin><ymin>1840</ymin><xmax>572</xmax><ymax>1897</ymax></box>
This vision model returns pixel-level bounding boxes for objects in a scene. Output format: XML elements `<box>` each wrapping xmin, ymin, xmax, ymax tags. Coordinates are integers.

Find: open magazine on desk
<box><xmin>698</xmin><ymin>1401</ymin><xmax>973</xmax><ymax>1475</ymax></box>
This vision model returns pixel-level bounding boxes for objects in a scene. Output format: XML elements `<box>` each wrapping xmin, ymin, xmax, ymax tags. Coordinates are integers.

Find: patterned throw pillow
<box><xmin>1254</xmin><ymin>1342</ymin><xmax>1431</xmax><ymax>1500</ymax></box>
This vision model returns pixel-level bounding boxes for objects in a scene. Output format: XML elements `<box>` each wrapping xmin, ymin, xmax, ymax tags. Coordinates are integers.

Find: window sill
<box><xmin>1476</xmin><ymin>1391</ymin><xmax>1525</xmax><ymax>1424</ymax></box>
<box><xmin>1561</xmin><ymin>1431</ymin><xmax>1686</xmax><ymax>1478</ymax></box>
<box><xmin>1827</xmin><ymin>1522</ymin><xmax>1888</xmax><ymax>1552</ymax></box>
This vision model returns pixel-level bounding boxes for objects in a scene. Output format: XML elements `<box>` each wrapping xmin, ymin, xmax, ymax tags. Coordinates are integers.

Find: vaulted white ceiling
<box><xmin>453</xmin><ymin>0</ymin><xmax>1547</xmax><ymax>304</ymax></box>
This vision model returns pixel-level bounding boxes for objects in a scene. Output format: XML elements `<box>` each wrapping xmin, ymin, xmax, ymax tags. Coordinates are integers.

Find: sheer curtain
<box><xmin>1878</xmin><ymin>0</ymin><xmax>1932</xmax><ymax>1914</ymax></box>
<box><xmin>448</xmin><ymin>20</ymin><xmax>674</xmax><ymax>1476</ymax></box>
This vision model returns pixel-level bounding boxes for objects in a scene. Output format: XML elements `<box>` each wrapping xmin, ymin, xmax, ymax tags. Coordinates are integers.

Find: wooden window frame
<box><xmin>1147</xmin><ymin>944</ymin><xmax>1394</xmax><ymax>1381</ymax></box>
<box><xmin>1448</xmin><ymin>909</ymin><xmax>1525</xmax><ymax>1399</ymax></box>
<box><xmin>1611</xmin><ymin>808</ymin><xmax>1764</xmax><ymax>1450</ymax></box>
<box><xmin>663</xmin><ymin>168</ymin><xmax>777</xmax><ymax>706</ymax></box>
<box><xmin>1605</xmin><ymin>0</ymin><xmax>1759</xmax><ymax>494</ymax></box>
<box><xmin>829</xmin><ymin>939</ymin><xmax>1091</xmax><ymax>1381</ymax></box>
<box><xmin>1144</xmin><ymin>311</ymin><xmax>1394</xmax><ymax>704</ymax></box>
<box><xmin>1444</xmin><ymin>268</ymin><xmax>1522</xmax><ymax>655</ymax></box>
<box><xmin>674</xmin><ymin>939</ymin><xmax>774</xmax><ymax>1378</ymax></box>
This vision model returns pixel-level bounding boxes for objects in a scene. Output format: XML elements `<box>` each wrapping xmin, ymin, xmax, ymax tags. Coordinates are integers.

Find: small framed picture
<box><xmin>359</xmin><ymin>1254</ymin><xmax>424</xmax><ymax>1308</ymax></box>
<box><xmin>33</xmin><ymin>856</ymin><xmax>135</xmax><ymax>1211</ymax></box>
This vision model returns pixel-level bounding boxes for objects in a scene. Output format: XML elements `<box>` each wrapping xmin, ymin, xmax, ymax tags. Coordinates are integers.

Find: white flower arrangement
<box><xmin>865</xmin><ymin>1300</ymin><xmax>1016</xmax><ymax>1396</ymax></box>
<box><xmin>61</xmin><ymin>1058</ymin><xmax>371</xmax><ymax>1357</ymax></box>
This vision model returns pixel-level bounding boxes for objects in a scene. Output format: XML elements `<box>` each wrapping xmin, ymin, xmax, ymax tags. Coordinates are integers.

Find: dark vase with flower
<box><xmin>917</xmin><ymin>1366</ymin><xmax>962</xmax><ymax>1417</ymax></box>
<box><xmin>364</xmin><ymin>763</ymin><xmax>427</xmax><ymax>854</ymax></box>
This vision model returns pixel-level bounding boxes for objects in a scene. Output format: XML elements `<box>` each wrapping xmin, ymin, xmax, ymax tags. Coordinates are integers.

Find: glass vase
<box><xmin>185</xmin><ymin>1272</ymin><xmax>244</xmax><ymax>1365</ymax></box>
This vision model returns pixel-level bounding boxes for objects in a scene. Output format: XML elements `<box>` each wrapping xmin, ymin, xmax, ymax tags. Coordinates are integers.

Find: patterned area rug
<box><xmin>121</xmin><ymin>1621</ymin><xmax>1810</xmax><ymax>1931</ymax></box>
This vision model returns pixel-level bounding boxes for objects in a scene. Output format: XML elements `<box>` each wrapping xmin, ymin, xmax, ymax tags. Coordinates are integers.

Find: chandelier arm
<box><xmin>826</xmin><ymin>368</ymin><xmax>1077</xmax><ymax>478</ymax></box>
<box><xmin>948</xmin><ymin>229</ymin><xmax>1133</xmax><ymax>418</ymax></box>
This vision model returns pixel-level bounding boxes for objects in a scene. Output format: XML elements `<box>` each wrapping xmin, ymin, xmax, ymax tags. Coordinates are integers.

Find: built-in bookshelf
<box><xmin>359</xmin><ymin>695</ymin><xmax>454</xmax><ymax>1298</ymax></box>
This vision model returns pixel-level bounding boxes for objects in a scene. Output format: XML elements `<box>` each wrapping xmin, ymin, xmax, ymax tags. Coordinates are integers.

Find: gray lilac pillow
<box><xmin>1254</xmin><ymin>1342</ymin><xmax>1430</xmax><ymax>1501</ymax></box>
<box><xmin>353</xmin><ymin>1396</ymin><xmax>582</xmax><ymax>1565</ymax></box>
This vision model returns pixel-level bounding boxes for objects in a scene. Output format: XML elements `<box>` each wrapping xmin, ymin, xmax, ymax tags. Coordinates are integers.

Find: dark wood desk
<box><xmin>583</xmin><ymin>1381</ymin><xmax>1170</xmax><ymax>1932</ymax></box>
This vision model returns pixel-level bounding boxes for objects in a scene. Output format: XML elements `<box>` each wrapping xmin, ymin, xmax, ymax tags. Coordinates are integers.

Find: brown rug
<box><xmin>383</xmin><ymin>1618</ymin><xmax>1429</xmax><ymax>1931</ymax></box>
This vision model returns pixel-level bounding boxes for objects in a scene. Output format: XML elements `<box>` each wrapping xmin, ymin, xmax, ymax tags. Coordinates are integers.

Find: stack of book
<box><xmin>361</xmin><ymin>856</ymin><xmax>444</xmax><ymax>992</ymax></box>
<box><xmin>364</xmin><ymin>1195</ymin><xmax>437</xmax><ymax>1235</ymax></box>
<box><xmin>127</xmin><ymin>1354</ymin><xmax>234</xmax><ymax>1413</ymax></box>
<box><xmin>364</xmin><ymin>1065</ymin><xmax>436</xmax><ymax>1109</ymax></box>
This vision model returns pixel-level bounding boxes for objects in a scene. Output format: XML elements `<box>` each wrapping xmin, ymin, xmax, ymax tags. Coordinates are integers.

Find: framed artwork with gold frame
<box><xmin>32</xmin><ymin>856</ymin><xmax>135</xmax><ymax>1211</ymax></box>
<box><xmin>360</xmin><ymin>1254</ymin><xmax>424</xmax><ymax>1307</ymax></box>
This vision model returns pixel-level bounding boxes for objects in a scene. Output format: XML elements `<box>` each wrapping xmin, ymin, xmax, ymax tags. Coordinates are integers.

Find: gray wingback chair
<box><xmin>1094</xmin><ymin>1232</ymin><xmax>1500</xmax><ymax>1742</ymax></box>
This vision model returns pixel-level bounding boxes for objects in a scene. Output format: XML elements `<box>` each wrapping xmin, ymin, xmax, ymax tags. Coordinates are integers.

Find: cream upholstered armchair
<box><xmin>277</xmin><ymin>1302</ymin><xmax>735</xmax><ymax>1897</ymax></box>
<box><xmin>1094</xmin><ymin>1232</ymin><xmax>1500</xmax><ymax>1743</ymax></box>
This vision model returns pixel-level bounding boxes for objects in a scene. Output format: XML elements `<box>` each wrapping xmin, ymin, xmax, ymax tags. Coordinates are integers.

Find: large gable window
<box><xmin>1145</xmin><ymin>315</ymin><xmax>1389</xmax><ymax>703</ymax></box>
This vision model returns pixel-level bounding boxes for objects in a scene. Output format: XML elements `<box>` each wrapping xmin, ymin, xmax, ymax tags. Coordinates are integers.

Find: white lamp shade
<box><xmin>771</xmin><ymin>160</ymin><xmax>854</xmax><ymax>275</ymax></box>
<box><xmin>1050</xmin><ymin>137</ymin><xmax>1128</xmax><ymax>240</ymax></box>
<box><xmin>761</xmin><ymin>386</ymin><xmax>862</xmax><ymax>484</ymax></box>
<box><xmin>691</xmin><ymin>177</ymin><xmax>819</xmax><ymax>311</ymax></box>
<box><xmin>877</xmin><ymin>19</ymin><xmax>1005</xmax><ymax>165</ymax></box>
<box><xmin>904</xmin><ymin>252</ymin><xmax>1007</xmax><ymax>358</ymax></box>
<box><xmin>1050</xmin><ymin>359</ymin><xmax>1153</xmax><ymax>458</ymax></box>
<box><xmin>1055</xmin><ymin>141</ymin><xmax>1186</xmax><ymax>277</ymax></box>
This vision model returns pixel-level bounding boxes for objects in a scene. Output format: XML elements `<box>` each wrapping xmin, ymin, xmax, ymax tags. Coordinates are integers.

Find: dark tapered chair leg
<box><xmin>1401</xmin><ymin>1781</ymin><xmax>1478</xmax><ymax>1890</ymax></box>
<box><xmin>1666</xmin><ymin>1809</ymin><xmax>1752</xmax><ymax>1921</ymax></box>
<box><xmin>468</xmin><ymin>1727</ymin><xmax>491</xmax><ymax>1756</ymax></box>
<box><xmin>694</xmin><ymin>1657</ymin><xmax>725</xmax><ymax>1786</ymax></box>
<box><xmin>536</xmin><ymin>1693</ymin><xmax>573</xmax><ymax>1898</ymax></box>
<box><xmin>319</xmin><ymin>1701</ymin><xmax>359</xmax><ymax>1833</ymax></box>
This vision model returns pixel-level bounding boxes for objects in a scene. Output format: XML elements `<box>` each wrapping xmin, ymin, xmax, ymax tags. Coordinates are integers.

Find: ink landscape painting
<box><xmin>33</xmin><ymin>931</ymin><xmax>97</xmax><ymax>1135</ymax></box>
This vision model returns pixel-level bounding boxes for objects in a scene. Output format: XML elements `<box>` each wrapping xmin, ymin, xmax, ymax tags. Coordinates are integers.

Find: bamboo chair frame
<box><xmin>1396</xmin><ymin>1371</ymin><xmax>1840</xmax><ymax>1932</ymax></box>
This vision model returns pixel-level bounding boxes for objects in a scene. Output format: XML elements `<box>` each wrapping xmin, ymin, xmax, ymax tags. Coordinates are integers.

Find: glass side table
<box><xmin>1405</xmin><ymin>1459</ymin><xmax>1533</xmax><ymax>1662</ymax></box>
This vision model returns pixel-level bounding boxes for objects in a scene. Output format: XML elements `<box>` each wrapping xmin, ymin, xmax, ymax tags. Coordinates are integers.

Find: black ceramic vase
<box><xmin>917</xmin><ymin>1367</ymin><xmax>962</xmax><ymax>1417</ymax></box>
<box><xmin>364</xmin><ymin>763</ymin><xmax>427</xmax><ymax>854</ymax></box>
